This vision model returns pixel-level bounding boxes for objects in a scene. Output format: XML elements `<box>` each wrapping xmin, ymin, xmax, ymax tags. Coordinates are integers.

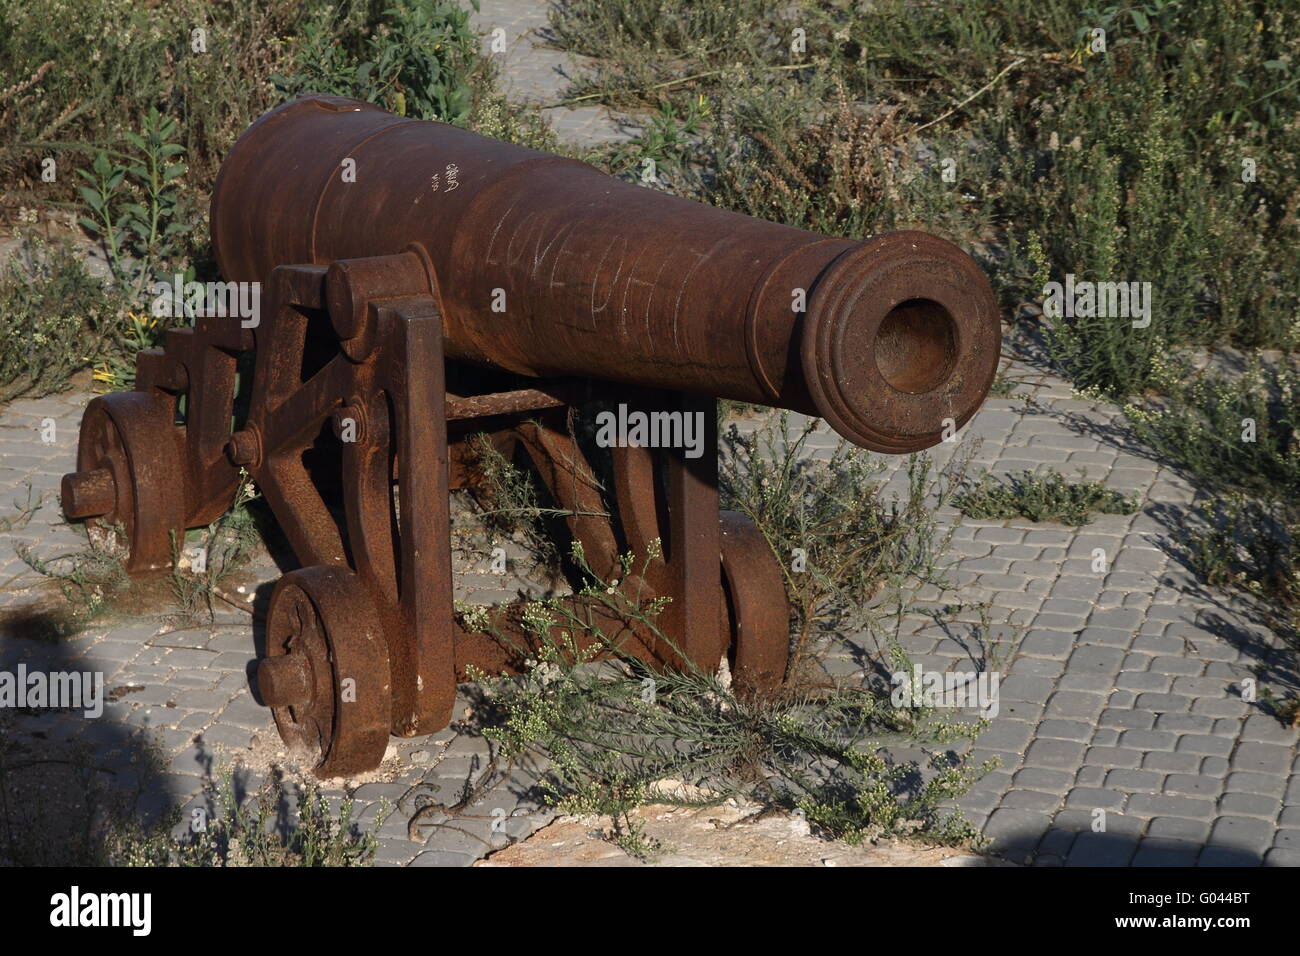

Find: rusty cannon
<box><xmin>59</xmin><ymin>95</ymin><xmax>1001</xmax><ymax>776</ymax></box>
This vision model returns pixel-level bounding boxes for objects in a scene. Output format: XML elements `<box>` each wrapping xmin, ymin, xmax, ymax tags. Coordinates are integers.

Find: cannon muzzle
<box><xmin>210</xmin><ymin>95</ymin><xmax>1000</xmax><ymax>453</ymax></box>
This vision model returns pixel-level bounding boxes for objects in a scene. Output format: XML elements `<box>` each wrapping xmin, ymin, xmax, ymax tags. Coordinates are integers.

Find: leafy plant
<box><xmin>271</xmin><ymin>0</ymin><xmax>482</xmax><ymax>125</ymax></box>
<box><xmin>75</xmin><ymin>107</ymin><xmax>190</xmax><ymax>294</ymax></box>
<box><xmin>15</xmin><ymin>520</ymin><xmax>132</xmax><ymax>639</ymax></box>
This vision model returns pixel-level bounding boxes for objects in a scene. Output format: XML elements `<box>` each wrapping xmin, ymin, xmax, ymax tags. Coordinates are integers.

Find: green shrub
<box><xmin>0</xmin><ymin>0</ymin><xmax>305</xmax><ymax>194</ymax></box>
<box><xmin>1124</xmin><ymin>356</ymin><xmax>1300</xmax><ymax>501</ymax></box>
<box><xmin>1125</xmin><ymin>357</ymin><xmax>1300</xmax><ymax>648</ymax></box>
<box><xmin>114</xmin><ymin>769</ymin><xmax>382</xmax><ymax>867</ymax></box>
<box><xmin>0</xmin><ymin>237</ymin><xmax>125</xmax><ymax>403</ymax></box>
<box><xmin>271</xmin><ymin>0</ymin><xmax>482</xmax><ymax>125</ymax></box>
<box><xmin>2</xmin><ymin>0</ymin><xmax>485</xmax><ymax>198</ymax></box>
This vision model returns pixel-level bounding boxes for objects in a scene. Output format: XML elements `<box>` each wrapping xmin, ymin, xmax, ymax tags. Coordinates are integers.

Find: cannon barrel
<box><xmin>211</xmin><ymin>94</ymin><xmax>1000</xmax><ymax>453</ymax></box>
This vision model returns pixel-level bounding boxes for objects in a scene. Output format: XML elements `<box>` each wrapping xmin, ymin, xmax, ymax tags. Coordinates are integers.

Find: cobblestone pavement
<box><xmin>2</xmin><ymin>0</ymin><xmax>1297</xmax><ymax>867</ymax></box>
<box><xmin>2</xmin><ymin>358</ymin><xmax>1297</xmax><ymax>866</ymax></box>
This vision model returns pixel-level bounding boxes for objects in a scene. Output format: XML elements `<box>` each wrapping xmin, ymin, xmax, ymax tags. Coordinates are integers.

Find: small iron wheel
<box><xmin>62</xmin><ymin>392</ymin><xmax>187</xmax><ymax>572</ymax></box>
<box><xmin>258</xmin><ymin>566</ymin><xmax>392</xmax><ymax>778</ymax></box>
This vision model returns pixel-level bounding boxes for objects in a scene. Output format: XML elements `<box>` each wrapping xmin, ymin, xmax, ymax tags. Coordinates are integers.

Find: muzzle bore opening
<box><xmin>874</xmin><ymin>298</ymin><xmax>958</xmax><ymax>394</ymax></box>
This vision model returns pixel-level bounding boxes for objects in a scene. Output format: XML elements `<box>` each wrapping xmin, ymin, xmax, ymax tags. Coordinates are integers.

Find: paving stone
<box><xmin>1132</xmin><ymin>843</ymin><xmax>1199</xmax><ymax>866</ymax></box>
<box><xmin>1065</xmin><ymin>787</ymin><xmax>1125</xmax><ymax>811</ymax></box>
<box><xmin>1065</xmin><ymin>832</ymin><xmax>1137</xmax><ymax>866</ymax></box>
<box><xmin>1148</xmin><ymin>816</ymin><xmax>1210</xmax><ymax>842</ymax></box>
<box><xmin>1163</xmin><ymin>774</ymin><xmax>1221</xmax><ymax>797</ymax></box>
<box><xmin>1117</xmin><ymin>729</ymin><xmax>1177</xmax><ymax>751</ymax></box>
<box><xmin>974</xmin><ymin>720</ymin><xmax>1034</xmax><ymax>753</ymax></box>
<box><xmin>1014</xmin><ymin>767</ymin><xmax>1073</xmax><ymax>792</ymax></box>
<box><xmin>1018</xmin><ymin>631</ymin><xmax>1075</xmax><ymax>658</ymax></box>
<box><xmin>1153</xmin><ymin>712</ymin><xmax>1214</xmax><ymax>733</ymax></box>
<box><xmin>1002</xmin><ymin>789</ymin><xmax>1061</xmax><ymax>812</ymax></box>
<box><xmin>1227</xmin><ymin>771</ymin><xmax>1287</xmax><ymax>797</ymax></box>
<box><xmin>1057</xmin><ymin>673</ymin><xmax>1119</xmax><ymax>693</ymax></box>
<box><xmin>409</xmin><ymin>849</ymin><xmax>478</xmax><ymax>867</ymax></box>
<box><xmin>1045</xmin><ymin>691</ymin><xmax>1107</xmax><ymax>719</ymax></box>
<box><xmin>1075</xmin><ymin>627</ymin><xmax>1132</xmax><ymax>648</ymax></box>
<box><xmin>1218</xmin><ymin>792</ymin><xmax>1280</xmax><ymax>819</ymax></box>
<box><xmin>1099</xmin><ymin>708</ymin><xmax>1155</xmax><ymax>730</ymax></box>
<box><xmin>1116</xmin><ymin>672</ymin><xmax>1170</xmax><ymax>692</ymax></box>
<box><xmin>1087</xmin><ymin>608</ymin><xmax>1144</xmax><ymax>630</ymax></box>
<box><xmin>1272</xmin><ymin>829</ymin><xmax>1300</xmax><ymax>851</ymax></box>
<box><xmin>1207</xmin><ymin>816</ymin><xmax>1275</xmax><ymax>855</ymax></box>
<box><xmin>1024</xmin><ymin>739</ymin><xmax>1087</xmax><ymax>770</ymax></box>
<box><xmin>956</xmin><ymin>789</ymin><xmax>1003</xmax><ymax>813</ymax></box>
<box><xmin>1009</xmin><ymin>655</ymin><xmax>1065</xmax><ymax>679</ymax></box>
<box><xmin>1035</xmin><ymin>719</ymin><xmax>1093</xmax><ymax>741</ymax></box>
<box><xmin>1066</xmin><ymin>644</ymin><xmax>1125</xmax><ymax>674</ymax></box>
<box><xmin>1231</xmin><ymin>743</ymin><xmax>1293</xmax><ymax>775</ymax></box>
<box><xmin>1190</xmin><ymin>697</ymin><xmax>1249</xmax><ymax>718</ymax></box>
<box><xmin>1126</xmin><ymin>792</ymin><xmax>1216</xmax><ymax>820</ymax></box>
<box><xmin>1241</xmin><ymin>715</ymin><xmax>1298</xmax><ymax>745</ymax></box>
<box><xmin>1199</xmin><ymin>756</ymin><xmax>1230</xmax><ymax>777</ymax></box>
<box><xmin>1176</xmin><ymin>734</ymin><xmax>1235</xmax><ymax>757</ymax></box>
<box><xmin>1149</xmin><ymin>655</ymin><xmax>1204</xmax><ymax>676</ymax></box>
<box><xmin>215</xmin><ymin>695</ymin><xmax>275</xmax><ymax>729</ymax></box>
<box><xmin>1001</xmin><ymin>675</ymin><xmax>1057</xmax><ymax>703</ymax></box>
<box><xmin>1105</xmin><ymin>768</ymin><xmax>1162</xmax><ymax>792</ymax></box>
<box><xmin>1133</xmin><ymin>693</ymin><xmax>1191</xmax><ymax>713</ymax></box>
<box><xmin>1142</xmin><ymin>752</ymin><xmax>1204</xmax><ymax>774</ymax></box>
<box><xmin>983</xmin><ymin>808</ymin><xmax>1051</xmax><ymax>850</ymax></box>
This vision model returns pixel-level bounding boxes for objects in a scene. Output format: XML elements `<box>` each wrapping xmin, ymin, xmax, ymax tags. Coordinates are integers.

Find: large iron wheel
<box><xmin>720</xmin><ymin>511</ymin><xmax>791</xmax><ymax>699</ymax></box>
<box><xmin>257</xmin><ymin>566</ymin><xmax>392</xmax><ymax>778</ymax></box>
<box><xmin>61</xmin><ymin>392</ymin><xmax>187</xmax><ymax>572</ymax></box>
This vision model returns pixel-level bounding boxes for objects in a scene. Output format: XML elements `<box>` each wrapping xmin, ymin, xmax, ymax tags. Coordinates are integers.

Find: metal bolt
<box><xmin>257</xmin><ymin>654</ymin><xmax>313</xmax><ymax>708</ymax></box>
<box><xmin>61</xmin><ymin>467</ymin><xmax>116</xmax><ymax>519</ymax></box>
<box><xmin>226</xmin><ymin>428</ymin><xmax>261</xmax><ymax>466</ymax></box>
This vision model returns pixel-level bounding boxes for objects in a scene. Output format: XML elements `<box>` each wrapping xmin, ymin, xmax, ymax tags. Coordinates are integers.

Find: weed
<box><xmin>720</xmin><ymin>414</ymin><xmax>972</xmax><ymax>672</ymax></box>
<box><xmin>16</xmin><ymin>521</ymin><xmax>132</xmax><ymax>639</ymax></box>
<box><xmin>114</xmin><ymin>766</ymin><xmax>384</xmax><ymax>867</ymax></box>
<box><xmin>956</xmin><ymin>469</ymin><xmax>1140</xmax><ymax>525</ymax></box>
<box><xmin>1124</xmin><ymin>355</ymin><xmax>1300</xmax><ymax>502</ymax></box>
<box><xmin>464</xmin><ymin>431</ymin><xmax>576</xmax><ymax>572</ymax></box>
<box><xmin>0</xmin><ymin>481</ymin><xmax>44</xmax><ymax>534</ymax></box>
<box><xmin>0</xmin><ymin>718</ymin><xmax>383</xmax><ymax>866</ymax></box>
<box><xmin>472</xmin><ymin>544</ymin><xmax>989</xmax><ymax>852</ymax></box>
<box><xmin>168</xmin><ymin>472</ymin><xmax>263</xmax><ymax>623</ymax></box>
